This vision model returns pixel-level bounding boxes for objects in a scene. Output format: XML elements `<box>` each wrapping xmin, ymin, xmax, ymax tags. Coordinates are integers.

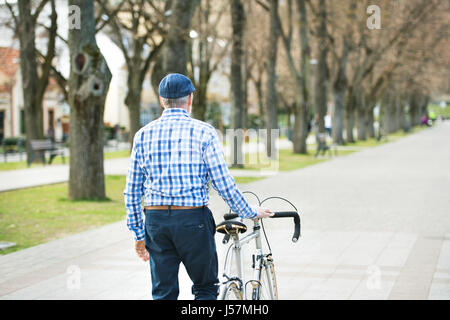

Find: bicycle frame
<box><xmin>220</xmin><ymin>220</ymin><xmax>274</xmax><ymax>300</ymax></box>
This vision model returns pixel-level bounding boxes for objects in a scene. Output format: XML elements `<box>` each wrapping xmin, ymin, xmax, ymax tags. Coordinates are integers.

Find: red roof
<box><xmin>0</xmin><ymin>47</ymin><xmax>61</xmax><ymax>94</ymax></box>
<box><xmin>0</xmin><ymin>47</ymin><xmax>20</xmax><ymax>78</ymax></box>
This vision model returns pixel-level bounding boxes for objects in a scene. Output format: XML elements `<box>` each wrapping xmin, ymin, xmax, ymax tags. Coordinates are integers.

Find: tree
<box><xmin>68</xmin><ymin>0</ymin><xmax>112</xmax><ymax>200</ymax></box>
<box><xmin>346</xmin><ymin>0</ymin><xmax>439</xmax><ymax>141</ymax></box>
<box><xmin>4</xmin><ymin>0</ymin><xmax>57</xmax><ymax>158</ymax></box>
<box><xmin>97</xmin><ymin>0</ymin><xmax>166</xmax><ymax>145</ymax></box>
<box><xmin>264</xmin><ymin>0</ymin><xmax>280</xmax><ymax>158</ymax></box>
<box><xmin>188</xmin><ymin>0</ymin><xmax>229</xmax><ymax>121</ymax></box>
<box><xmin>163</xmin><ymin>0</ymin><xmax>198</xmax><ymax>75</ymax></box>
<box><xmin>269</xmin><ymin>0</ymin><xmax>311</xmax><ymax>154</ymax></box>
<box><xmin>229</xmin><ymin>0</ymin><xmax>245</xmax><ymax>167</ymax></box>
<box><xmin>246</xmin><ymin>1</ymin><xmax>270</xmax><ymax>129</ymax></box>
<box><xmin>313</xmin><ymin>0</ymin><xmax>328</xmax><ymax>135</ymax></box>
<box><xmin>326</xmin><ymin>0</ymin><xmax>358</xmax><ymax>145</ymax></box>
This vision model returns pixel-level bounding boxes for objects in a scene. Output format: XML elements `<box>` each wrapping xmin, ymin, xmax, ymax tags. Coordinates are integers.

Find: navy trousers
<box><xmin>144</xmin><ymin>206</ymin><xmax>219</xmax><ymax>300</ymax></box>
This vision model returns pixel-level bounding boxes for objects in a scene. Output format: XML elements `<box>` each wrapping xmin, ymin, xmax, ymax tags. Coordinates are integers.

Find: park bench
<box><xmin>2</xmin><ymin>137</ymin><xmax>26</xmax><ymax>163</ymax></box>
<box><xmin>28</xmin><ymin>139</ymin><xmax>65</xmax><ymax>166</ymax></box>
<box><xmin>314</xmin><ymin>133</ymin><xmax>338</xmax><ymax>158</ymax></box>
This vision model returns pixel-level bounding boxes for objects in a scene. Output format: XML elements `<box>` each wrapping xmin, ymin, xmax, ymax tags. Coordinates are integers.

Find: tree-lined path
<box><xmin>1</xmin><ymin>123</ymin><xmax>449</xmax><ymax>299</ymax></box>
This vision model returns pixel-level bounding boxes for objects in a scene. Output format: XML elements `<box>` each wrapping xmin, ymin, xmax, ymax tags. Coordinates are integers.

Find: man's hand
<box><xmin>254</xmin><ymin>207</ymin><xmax>274</xmax><ymax>221</ymax></box>
<box><xmin>135</xmin><ymin>240</ymin><xmax>149</xmax><ymax>262</ymax></box>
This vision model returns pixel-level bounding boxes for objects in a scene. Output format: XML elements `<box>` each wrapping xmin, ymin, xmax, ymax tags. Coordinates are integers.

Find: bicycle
<box><xmin>215</xmin><ymin>192</ymin><xmax>301</xmax><ymax>300</ymax></box>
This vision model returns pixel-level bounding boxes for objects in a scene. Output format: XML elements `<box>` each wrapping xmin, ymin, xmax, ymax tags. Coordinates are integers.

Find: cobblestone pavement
<box><xmin>1</xmin><ymin>122</ymin><xmax>449</xmax><ymax>299</ymax></box>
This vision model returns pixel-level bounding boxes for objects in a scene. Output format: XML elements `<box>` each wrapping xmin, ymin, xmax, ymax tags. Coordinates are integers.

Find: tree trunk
<box><xmin>345</xmin><ymin>89</ymin><xmax>355</xmax><ymax>143</ymax></box>
<box><xmin>356</xmin><ymin>88</ymin><xmax>367</xmax><ymax>140</ymax></box>
<box><xmin>151</xmin><ymin>57</ymin><xmax>165</xmax><ymax>102</ymax></box>
<box><xmin>365</xmin><ymin>93</ymin><xmax>376</xmax><ymax>138</ymax></box>
<box><xmin>332</xmin><ymin>36</ymin><xmax>349</xmax><ymax>145</ymax></box>
<box><xmin>255</xmin><ymin>78</ymin><xmax>265</xmax><ymax>128</ymax></box>
<box><xmin>126</xmin><ymin>94</ymin><xmax>141</xmax><ymax>145</ymax></box>
<box><xmin>385</xmin><ymin>93</ymin><xmax>398</xmax><ymax>134</ymax></box>
<box><xmin>68</xmin><ymin>0</ymin><xmax>112</xmax><ymax>200</ymax></box>
<box><xmin>366</xmin><ymin>104</ymin><xmax>375</xmax><ymax>138</ymax></box>
<box><xmin>394</xmin><ymin>98</ymin><xmax>403</xmax><ymax>132</ymax></box>
<box><xmin>333</xmin><ymin>89</ymin><xmax>345</xmax><ymax>144</ymax></box>
<box><xmin>192</xmin><ymin>71</ymin><xmax>209</xmax><ymax>121</ymax></box>
<box><xmin>264</xmin><ymin>0</ymin><xmax>280</xmax><ymax>158</ymax></box>
<box><xmin>17</xmin><ymin>0</ymin><xmax>44</xmax><ymax>157</ymax></box>
<box><xmin>292</xmin><ymin>0</ymin><xmax>310</xmax><ymax>154</ymax></box>
<box><xmin>292</xmin><ymin>100</ymin><xmax>308</xmax><ymax>154</ymax></box>
<box><xmin>125</xmin><ymin>72</ymin><xmax>144</xmax><ymax>145</ymax></box>
<box><xmin>164</xmin><ymin>0</ymin><xmax>198</xmax><ymax>74</ymax></box>
<box><xmin>314</xmin><ymin>0</ymin><xmax>328</xmax><ymax>134</ymax></box>
<box><xmin>230</xmin><ymin>0</ymin><xmax>245</xmax><ymax>167</ymax></box>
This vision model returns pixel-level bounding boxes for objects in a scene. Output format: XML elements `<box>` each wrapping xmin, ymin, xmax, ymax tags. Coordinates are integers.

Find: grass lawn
<box><xmin>229</xmin><ymin>141</ymin><xmax>355</xmax><ymax>172</ymax></box>
<box><xmin>0</xmin><ymin>176</ymin><xmax>126</xmax><ymax>255</ymax></box>
<box><xmin>0</xmin><ymin>149</ymin><xmax>131</xmax><ymax>172</ymax></box>
<box><xmin>343</xmin><ymin>125</ymin><xmax>427</xmax><ymax>148</ymax></box>
<box><xmin>429</xmin><ymin>104</ymin><xmax>450</xmax><ymax>118</ymax></box>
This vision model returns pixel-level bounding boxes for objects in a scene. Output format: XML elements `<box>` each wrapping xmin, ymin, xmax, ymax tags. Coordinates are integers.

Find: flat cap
<box><xmin>158</xmin><ymin>73</ymin><xmax>195</xmax><ymax>99</ymax></box>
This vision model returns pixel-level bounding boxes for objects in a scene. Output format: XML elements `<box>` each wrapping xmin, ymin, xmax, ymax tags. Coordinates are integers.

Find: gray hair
<box><xmin>161</xmin><ymin>95</ymin><xmax>190</xmax><ymax>108</ymax></box>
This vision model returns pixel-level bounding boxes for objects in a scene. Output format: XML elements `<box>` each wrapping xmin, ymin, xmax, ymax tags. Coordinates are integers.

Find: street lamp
<box><xmin>189</xmin><ymin>30</ymin><xmax>199</xmax><ymax>39</ymax></box>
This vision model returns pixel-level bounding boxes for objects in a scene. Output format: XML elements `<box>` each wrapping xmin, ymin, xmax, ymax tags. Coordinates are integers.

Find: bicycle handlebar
<box><xmin>271</xmin><ymin>211</ymin><xmax>301</xmax><ymax>242</ymax></box>
<box><xmin>223</xmin><ymin>211</ymin><xmax>301</xmax><ymax>243</ymax></box>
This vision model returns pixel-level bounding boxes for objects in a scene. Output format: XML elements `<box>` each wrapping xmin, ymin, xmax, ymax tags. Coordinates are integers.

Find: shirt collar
<box><xmin>160</xmin><ymin>108</ymin><xmax>190</xmax><ymax>119</ymax></box>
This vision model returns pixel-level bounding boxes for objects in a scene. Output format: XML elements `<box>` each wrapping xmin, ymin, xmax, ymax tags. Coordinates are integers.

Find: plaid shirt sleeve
<box><xmin>204</xmin><ymin>130</ymin><xmax>258</xmax><ymax>219</ymax></box>
<box><xmin>124</xmin><ymin>132</ymin><xmax>146</xmax><ymax>241</ymax></box>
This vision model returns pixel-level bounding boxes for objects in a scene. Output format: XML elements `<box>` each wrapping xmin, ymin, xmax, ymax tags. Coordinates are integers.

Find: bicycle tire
<box><xmin>255</xmin><ymin>260</ymin><xmax>278</xmax><ymax>300</ymax></box>
<box><xmin>220</xmin><ymin>281</ymin><xmax>243</xmax><ymax>300</ymax></box>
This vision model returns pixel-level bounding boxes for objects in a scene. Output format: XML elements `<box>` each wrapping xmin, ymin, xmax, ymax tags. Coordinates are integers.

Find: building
<box><xmin>0</xmin><ymin>47</ymin><xmax>67</xmax><ymax>144</ymax></box>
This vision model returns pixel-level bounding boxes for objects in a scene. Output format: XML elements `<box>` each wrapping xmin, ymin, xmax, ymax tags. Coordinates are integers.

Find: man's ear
<box><xmin>159</xmin><ymin>96</ymin><xmax>165</xmax><ymax>109</ymax></box>
<box><xmin>188</xmin><ymin>93</ymin><xmax>193</xmax><ymax>107</ymax></box>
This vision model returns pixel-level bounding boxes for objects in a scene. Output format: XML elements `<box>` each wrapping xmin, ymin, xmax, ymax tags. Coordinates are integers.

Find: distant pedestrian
<box><xmin>47</xmin><ymin>126</ymin><xmax>55</xmax><ymax>143</ymax></box>
<box><xmin>421</xmin><ymin>114</ymin><xmax>429</xmax><ymax>127</ymax></box>
<box><xmin>324</xmin><ymin>112</ymin><xmax>332</xmax><ymax>137</ymax></box>
<box><xmin>55</xmin><ymin>118</ymin><xmax>63</xmax><ymax>143</ymax></box>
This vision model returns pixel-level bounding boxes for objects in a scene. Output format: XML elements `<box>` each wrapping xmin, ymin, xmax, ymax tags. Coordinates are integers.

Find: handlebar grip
<box><xmin>271</xmin><ymin>211</ymin><xmax>301</xmax><ymax>242</ymax></box>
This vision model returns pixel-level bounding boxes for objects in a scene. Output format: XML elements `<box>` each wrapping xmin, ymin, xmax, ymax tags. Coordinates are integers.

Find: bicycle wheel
<box><xmin>220</xmin><ymin>282</ymin><xmax>243</xmax><ymax>300</ymax></box>
<box><xmin>255</xmin><ymin>260</ymin><xmax>278</xmax><ymax>300</ymax></box>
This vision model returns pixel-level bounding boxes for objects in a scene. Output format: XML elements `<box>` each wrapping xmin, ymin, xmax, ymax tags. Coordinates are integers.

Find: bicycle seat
<box><xmin>216</xmin><ymin>220</ymin><xmax>247</xmax><ymax>235</ymax></box>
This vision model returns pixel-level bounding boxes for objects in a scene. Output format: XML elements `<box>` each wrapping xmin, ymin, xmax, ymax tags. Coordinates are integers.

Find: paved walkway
<box><xmin>1</xmin><ymin>122</ymin><xmax>449</xmax><ymax>299</ymax></box>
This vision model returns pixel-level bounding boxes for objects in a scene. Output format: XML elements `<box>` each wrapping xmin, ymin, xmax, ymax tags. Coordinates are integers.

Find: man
<box><xmin>124</xmin><ymin>73</ymin><xmax>272</xmax><ymax>300</ymax></box>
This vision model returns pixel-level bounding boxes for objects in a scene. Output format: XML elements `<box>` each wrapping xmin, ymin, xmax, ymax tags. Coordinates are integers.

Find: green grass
<box><xmin>0</xmin><ymin>175</ymin><xmax>128</xmax><ymax>255</ymax></box>
<box><xmin>0</xmin><ymin>149</ymin><xmax>131</xmax><ymax>172</ymax></box>
<box><xmin>233</xmin><ymin>176</ymin><xmax>266</xmax><ymax>184</ymax></box>
<box><xmin>229</xmin><ymin>142</ymin><xmax>355</xmax><ymax>172</ymax></box>
<box><xmin>343</xmin><ymin>125</ymin><xmax>427</xmax><ymax>149</ymax></box>
<box><xmin>429</xmin><ymin>104</ymin><xmax>450</xmax><ymax>118</ymax></box>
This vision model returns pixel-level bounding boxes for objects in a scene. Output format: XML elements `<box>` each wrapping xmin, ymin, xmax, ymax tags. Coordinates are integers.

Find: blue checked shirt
<box><xmin>124</xmin><ymin>108</ymin><xmax>257</xmax><ymax>241</ymax></box>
